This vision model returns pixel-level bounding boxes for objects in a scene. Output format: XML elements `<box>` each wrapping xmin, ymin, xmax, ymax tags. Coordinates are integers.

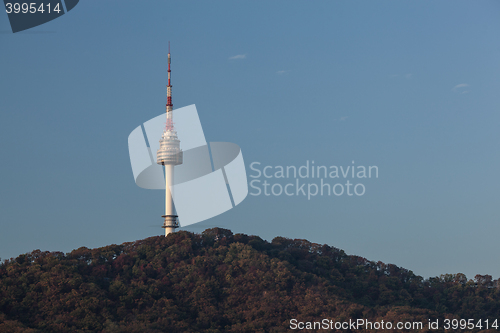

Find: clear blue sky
<box><xmin>1</xmin><ymin>1</ymin><xmax>499</xmax><ymax>279</ymax></box>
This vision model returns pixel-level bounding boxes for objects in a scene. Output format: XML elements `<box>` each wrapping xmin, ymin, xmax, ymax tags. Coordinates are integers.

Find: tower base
<box><xmin>162</xmin><ymin>214</ymin><xmax>179</xmax><ymax>236</ymax></box>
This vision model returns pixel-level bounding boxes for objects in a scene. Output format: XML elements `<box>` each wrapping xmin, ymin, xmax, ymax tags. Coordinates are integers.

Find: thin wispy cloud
<box><xmin>276</xmin><ymin>70</ymin><xmax>289</xmax><ymax>75</ymax></box>
<box><xmin>229</xmin><ymin>54</ymin><xmax>246</xmax><ymax>60</ymax></box>
<box><xmin>333</xmin><ymin>116</ymin><xmax>349</xmax><ymax>122</ymax></box>
<box><xmin>453</xmin><ymin>83</ymin><xmax>469</xmax><ymax>90</ymax></box>
<box><xmin>390</xmin><ymin>73</ymin><xmax>412</xmax><ymax>79</ymax></box>
<box><xmin>453</xmin><ymin>83</ymin><xmax>470</xmax><ymax>94</ymax></box>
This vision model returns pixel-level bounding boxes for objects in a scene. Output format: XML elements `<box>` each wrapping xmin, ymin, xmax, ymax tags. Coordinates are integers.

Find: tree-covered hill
<box><xmin>0</xmin><ymin>228</ymin><xmax>499</xmax><ymax>332</ymax></box>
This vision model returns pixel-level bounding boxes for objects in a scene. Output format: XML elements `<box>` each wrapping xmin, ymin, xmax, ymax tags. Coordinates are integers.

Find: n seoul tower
<box><xmin>156</xmin><ymin>43</ymin><xmax>183</xmax><ymax>236</ymax></box>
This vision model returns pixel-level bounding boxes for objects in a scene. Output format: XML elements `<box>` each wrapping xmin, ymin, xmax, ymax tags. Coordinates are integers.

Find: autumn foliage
<box><xmin>0</xmin><ymin>228</ymin><xmax>499</xmax><ymax>332</ymax></box>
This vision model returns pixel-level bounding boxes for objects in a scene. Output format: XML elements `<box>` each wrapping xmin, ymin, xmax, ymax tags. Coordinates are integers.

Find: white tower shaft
<box><xmin>164</xmin><ymin>165</ymin><xmax>175</xmax><ymax>235</ymax></box>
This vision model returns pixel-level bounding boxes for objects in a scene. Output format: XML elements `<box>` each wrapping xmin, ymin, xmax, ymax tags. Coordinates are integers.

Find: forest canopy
<box><xmin>1</xmin><ymin>228</ymin><xmax>499</xmax><ymax>332</ymax></box>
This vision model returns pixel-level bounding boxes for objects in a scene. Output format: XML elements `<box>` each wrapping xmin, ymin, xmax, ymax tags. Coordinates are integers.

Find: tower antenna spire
<box><xmin>166</xmin><ymin>42</ymin><xmax>172</xmax><ymax>120</ymax></box>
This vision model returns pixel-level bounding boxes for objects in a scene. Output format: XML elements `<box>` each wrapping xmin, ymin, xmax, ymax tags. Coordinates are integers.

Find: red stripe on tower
<box><xmin>166</xmin><ymin>41</ymin><xmax>173</xmax><ymax>110</ymax></box>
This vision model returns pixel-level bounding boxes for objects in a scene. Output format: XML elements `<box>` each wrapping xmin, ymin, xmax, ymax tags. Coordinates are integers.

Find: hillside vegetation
<box><xmin>1</xmin><ymin>228</ymin><xmax>499</xmax><ymax>332</ymax></box>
